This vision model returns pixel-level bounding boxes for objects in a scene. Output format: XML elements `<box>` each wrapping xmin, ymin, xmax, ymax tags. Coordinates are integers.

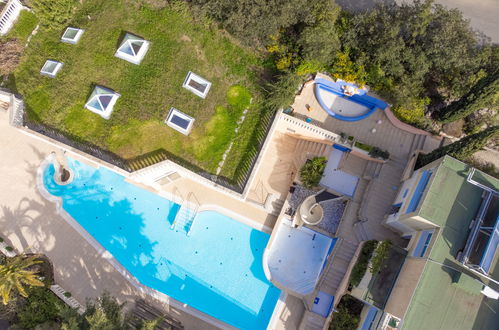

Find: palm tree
<box><xmin>0</xmin><ymin>255</ymin><xmax>45</xmax><ymax>305</ymax></box>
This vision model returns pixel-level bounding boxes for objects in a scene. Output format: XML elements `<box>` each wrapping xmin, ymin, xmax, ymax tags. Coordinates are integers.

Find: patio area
<box><xmin>0</xmin><ymin>109</ymin><xmax>259</xmax><ymax>330</ymax></box>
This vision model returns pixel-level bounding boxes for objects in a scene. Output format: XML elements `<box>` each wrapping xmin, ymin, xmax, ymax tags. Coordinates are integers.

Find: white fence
<box><xmin>0</xmin><ymin>0</ymin><xmax>24</xmax><ymax>36</ymax></box>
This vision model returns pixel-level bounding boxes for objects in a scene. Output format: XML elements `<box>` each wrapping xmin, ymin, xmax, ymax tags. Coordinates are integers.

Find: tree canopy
<box><xmin>417</xmin><ymin>125</ymin><xmax>499</xmax><ymax>168</ymax></box>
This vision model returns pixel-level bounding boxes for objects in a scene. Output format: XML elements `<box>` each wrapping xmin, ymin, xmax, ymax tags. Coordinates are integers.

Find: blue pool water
<box><xmin>43</xmin><ymin>159</ymin><xmax>281</xmax><ymax>329</ymax></box>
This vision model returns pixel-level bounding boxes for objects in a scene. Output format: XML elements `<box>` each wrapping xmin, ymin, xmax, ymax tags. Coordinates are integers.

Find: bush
<box><xmin>63</xmin><ymin>291</ymin><xmax>72</xmax><ymax>298</ymax></box>
<box><xmin>296</xmin><ymin>60</ymin><xmax>326</xmax><ymax>76</ymax></box>
<box><xmin>370</xmin><ymin>240</ymin><xmax>392</xmax><ymax>274</ymax></box>
<box><xmin>330</xmin><ymin>295</ymin><xmax>364</xmax><ymax>330</ymax></box>
<box><xmin>300</xmin><ymin>157</ymin><xmax>327</xmax><ymax>188</ymax></box>
<box><xmin>0</xmin><ymin>237</ymin><xmax>4</xmax><ymax>243</ymax></box>
<box><xmin>349</xmin><ymin>240</ymin><xmax>377</xmax><ymax>287</ymax></box>
<box><xmin>5</xmin><ymin>246</ymin><xmax>14</xmax><ymax>252</ymax></box>
<box><xmin>369</xmin><ymin>147</ymin><xmax>390</xmax><ymax>160</ymax></box>
<box><xmin>31</xmin><ymin>0</ymin><xmax>77</xmax><ymax>30</ymax></box>
<box><xmin>391</xmin><ymin>97</ymin><xmax>430</xmax><ymax>127</ymax></box>
<box><xmin>17</xmin><ymin>287</ymin><xmax>64</xmax><ymax>329</ymax></box>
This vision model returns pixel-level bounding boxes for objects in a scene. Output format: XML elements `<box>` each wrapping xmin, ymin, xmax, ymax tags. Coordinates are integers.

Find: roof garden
<box><xmin>10</xmin><ymin>0</ymin><xmax>262</xmax><ymax>184</ymax></box>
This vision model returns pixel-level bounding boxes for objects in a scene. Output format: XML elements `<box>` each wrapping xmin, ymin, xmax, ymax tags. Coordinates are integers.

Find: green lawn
<box><xmin>11</xmin><ymin>0</ymin><xmax>264</xmax><ymax>177</ymax></box>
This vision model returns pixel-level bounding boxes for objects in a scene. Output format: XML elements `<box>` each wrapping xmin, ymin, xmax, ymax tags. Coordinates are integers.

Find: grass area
<box><xmin>5</xmin><ymin>10</ymin><xmax>38</xmax><ymax>43</ymax></box>
<box><xmin>11</xmin><ymin>0</ymin><xmax>263</xmax><ymax>176</ymax></box>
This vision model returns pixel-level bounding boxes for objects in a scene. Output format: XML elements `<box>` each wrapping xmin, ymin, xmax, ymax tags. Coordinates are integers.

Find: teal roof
<box><xmin>402</xmin><ymin>156</ymin><xmax>499</xmax><ymax>330</ymax></box>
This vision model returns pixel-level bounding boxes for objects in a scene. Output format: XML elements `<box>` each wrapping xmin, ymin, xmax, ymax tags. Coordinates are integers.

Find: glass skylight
<box><xmin>84</xmin><ymin>86</ymin><xmax>120</xmax><ymax>119</ymax></box>
<box><xmin>40</xmin><ymin>60</ymin><xmax>63</xmax><ymax>78</ymax></box>
<box><xmin>115</xmin><ymin>33</ymin><xmax>150</xmax><ymax>65</ymax></box>
<box><xmin>165</xmin><ymin>107</ymin><xmax>194</xmax><ymax>135</ymax></box>
<box><xmin>61</xmin><ymin>27</ymin><xmax>84</xmax><ymax>44</ymax></box>
<box><xmin>182</xmin><ymin>71</ymin><xmax>211</xmax><ymax>98</ymax></box>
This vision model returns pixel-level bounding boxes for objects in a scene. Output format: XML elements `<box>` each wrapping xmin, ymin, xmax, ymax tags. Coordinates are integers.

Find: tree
<box><xmin>31</xmin><ymin>0</ymin><xmax>77</xmax><ymax>30</ymax></box>
<box><xmin>265</xmin><ymin>71</ymin><xmax>303</xmax><ymax>110</ymax></box>
<box><xmin>341</xmin><ymin>0</ymin><xmax>483</xmax><ymax>108</ymax></box>
<box><xmin>437</xmin><ymin>71</ymin><xmax>499</xmax><ymax>123</ymax></box>
<box><xmin>417</xmin><ymin>125</ymin><xmax>499</xmax><ymax>168</ymax></box>
<box><xmin>298</xmin><ymin>5</ymin><xmax>341</xmax><ymax>65</ymax></box>
<box><xmin>192</xmin><ymin>0</ymin><xmax>326</xmax><ymax>45</ymax></box>
<box><xmin>0</xmin><ymin>39</ymin><xmax>23</xmax><ymax>76</ymax></box>
<box><xmin>0</xmin><ymin>255</ymin><xmax>44</xmax><ymax>305</ymax></box>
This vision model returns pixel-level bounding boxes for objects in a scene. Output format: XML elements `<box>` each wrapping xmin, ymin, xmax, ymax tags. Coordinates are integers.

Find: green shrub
<box><xmin>349</xmin><ymin>240</ymin><xmax>377</xmax><ymax>287</ymax></box>
<box><xmin>0</xmin><ymin>237</ymin><xmax>4</xmax><ymax>243</ymax></box>
<box><xmin>31</xmin><ymin>0</ymin><xmax>77</xmax><ymax>30</ymax></box>
<box><xmin>296</xmin><ymin>60</ymin><xmax>326</xmax><ymax>76</ymax></box>
<box><xmin>300</xmin><ymin>157</ymin><xmax>327</xmax><ymax>188</ymax></box>
<box><xmin>391</xmin><ymin>97</ymin><xmax>430</xmax><ymax>126</ymax></box>
<box><xmin>370</xmin><ymin>240</ymin><xmax>392</xmax><ymax>274</ymax></box>
<box><xmin>5</xmin><ymin>246</ymin><xmax>14</xmax><ymax>252</ymax></box>
<box><xmin>330</xmin><ymin>295</ymin><xmax>364</xmax><ymax>330</ymax></box>
<box><xmin>369</xmin><ymin>147</ymin><xmax>390</xmax><ymax>160</ymax></box>
<box><xmin>63</xmin><ymin>291</ymin><xmax>72</xmax><ymax>298</ymax></box>
<box><xmin>17</xmin><ymin>287</ymin><xmax>64</xmax><ymax>329</ymax></box>
<box><xmin>354</xmin><ymin>141</ymin><xmax>373</xmax><ymax>152</ymax></box>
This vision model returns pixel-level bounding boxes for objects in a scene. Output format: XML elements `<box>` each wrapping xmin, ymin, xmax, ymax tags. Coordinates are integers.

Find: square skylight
<box><xmin>40</xmin><ymin>60</ymin><xmax>63</xmax><ymax>78</ymax></box>
<box><xmin>182</xmin><ymin>71</ymin><xmax>211</xmax><ymax>98</ymax></box>
<box><xmin>165</xmin><ymin>107</ymin><xmax>194</xmax><ymax>135</ymax></box>
<box><xmin>61</xmin><ymin>27</ymin><xmax>84</xmax><ymax>44</ymax></box>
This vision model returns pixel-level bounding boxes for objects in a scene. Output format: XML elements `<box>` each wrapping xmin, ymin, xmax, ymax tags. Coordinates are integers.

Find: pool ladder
<box><xmin>171</xmin><ymin>192</ymin><xmax>199</xmax><ymax>235</ymax></box>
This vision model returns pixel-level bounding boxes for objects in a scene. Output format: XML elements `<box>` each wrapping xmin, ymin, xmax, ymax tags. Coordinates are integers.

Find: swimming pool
<box><xmin>42</xmin><ymin>158</ymin><xmax>281</xmax><ymax>329</ymax></box>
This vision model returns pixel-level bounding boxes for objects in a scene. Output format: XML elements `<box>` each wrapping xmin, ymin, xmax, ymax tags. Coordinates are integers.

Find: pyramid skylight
<box><xmin>115</xmin><ymin>33</ymin><xmax>150</xmax><ymax>65</ymax></box>
<box><xmin>84</xmin><ymin>86</ymin><xmax>120</xmax><ymax>119</ymax></box>
<box><xmin>61</xmin><ymin>27</ymin><xmax>84</xmax><ymax>44</ymax></box>
<box><xmin>182</xmin><ymin>71</ymin><xmax>211</xmax><ymax>98</ymax></box>
<box><xmin>40</xmin><ymin>60</ymin><xmax>63</xmax><ymax>78</ymax></box>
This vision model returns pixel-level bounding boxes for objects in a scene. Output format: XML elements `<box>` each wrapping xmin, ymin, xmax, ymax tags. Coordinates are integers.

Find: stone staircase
<box><xmin>294</xmin><ymin>138</ymin><xmax>331</xmax><ymax>167</ymax></box>
<box><xmin>353</xmin><ymin>220</ymin><xmax>370</xmax><ymax>241</ymax></box>
<box><xmin>318</xmin><ymin>239</ymin><xmax>358</xmax><ymax>295</ymax></box>
<box><xmin>408</xmin><ymin>134</ymin><xmax>426</xmax><ymax>158</ymax></box>
<box><xmin>363</xmin><ymin>160</ymin><xmax>383</xmax><ymax>180</ymax></box>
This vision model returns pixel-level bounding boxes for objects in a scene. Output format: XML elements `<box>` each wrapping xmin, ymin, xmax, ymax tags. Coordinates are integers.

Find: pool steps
<box><xmin>171</xmin><ymin>191</ymin><xmax>200</xmax><ymax>235</ymax></box>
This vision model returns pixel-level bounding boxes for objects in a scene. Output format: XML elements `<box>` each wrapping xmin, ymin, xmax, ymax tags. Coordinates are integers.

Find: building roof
<box><xmin>402</xmin><ymin>156</ymin><xmax>499</xmax><ymax>329</ymax></box>
<box><xmin>264</xmin><ymin>220</ymin><xmax>336</xmax><ymax>296</ymax></box>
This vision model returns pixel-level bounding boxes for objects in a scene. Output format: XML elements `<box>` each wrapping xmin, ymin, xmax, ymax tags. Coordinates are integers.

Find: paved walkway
<box><xmin>0</xmin><ymin>109</ymin><xmax>218</xmax><ymax>329</ymax></box>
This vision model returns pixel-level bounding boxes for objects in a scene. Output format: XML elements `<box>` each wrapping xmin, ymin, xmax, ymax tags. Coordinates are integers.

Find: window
<box><xmin>182</xmin><ymin>71</ymin><xmax>211</xmax><ymax>98</ymax></box>
<box><xmin>40</xmin><ymin>60</ymin><xmax>63</xmax><ymax>78</ymax></box>
<box><xmin>402</xmin><ymin>189</ymin><xmax>408</xmax><ymax>198</ymax></box>
<box><xmin>412</xmin><ymin>230</ymin><xmax>434</xmax><ymax>257</ymax></box>
<box><xmin>165</xmin><ymin>107</ymin><xmax>194</xmax><ymax>135</ymax></box>
<box><xmin>389</xmin><ymin>203</ymin><xmax>402</xmax><ymax>215</ymax></box>
<box><xmin>406</xmin><ymin>170</ymin><xmax>432</xmax><ymax>213</ymax></box>
<box><xmin>61</xmin><ymin>27</ymin><xmax>84</xmax><ymax>44</ymax></box>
